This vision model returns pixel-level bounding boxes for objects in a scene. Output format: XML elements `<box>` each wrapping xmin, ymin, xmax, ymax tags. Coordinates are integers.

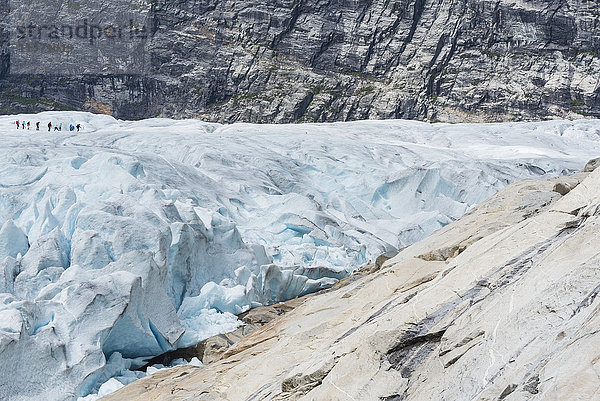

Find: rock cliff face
<box><xmin>105</xmin><ymin>163</ymin><xmax>600</xmax><ymax>400</ymax></box>
<box><xmin>2</xmin><ymin>0</ymin><xmax>600</xmax><ymax>122</ymax></box>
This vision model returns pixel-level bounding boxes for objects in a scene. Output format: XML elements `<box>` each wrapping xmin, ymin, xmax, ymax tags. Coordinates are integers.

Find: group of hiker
<box><xmin>15</xmin><ymin>120</ymin><xmax>82</xmax><ymax>132</ymax></box>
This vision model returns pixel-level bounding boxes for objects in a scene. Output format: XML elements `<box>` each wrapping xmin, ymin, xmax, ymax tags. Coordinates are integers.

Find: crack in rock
<box><xmin>387</xmin><ymin>330</ymin><xmax>446</xmax><ymax>378</ymax></box>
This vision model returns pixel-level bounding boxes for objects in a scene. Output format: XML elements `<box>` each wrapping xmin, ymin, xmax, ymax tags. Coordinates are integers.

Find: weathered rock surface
<box><xmin>2</xmin><ymin>0</ymin><xmax>600</xmax><ymax>122</ymax></box>
<box><xmin>104</xmin><ymin>166</ymin><xmax>600</xmax><ymax>400</ymax></box>
<box><xmin>583</xmin><ymin>157</ymin><xmax>600</xmax><ymax>172</ymax></box>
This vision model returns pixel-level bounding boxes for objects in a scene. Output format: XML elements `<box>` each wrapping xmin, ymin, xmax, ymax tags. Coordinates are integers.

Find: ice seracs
<box><xmin>0</xmin><ymin>112</ymin><xmax>599</xmax><ymax>400</ymax></box>
<box><xmin>104</xmin><ymin>163</ymin><xmax>600</xmax><ymax>401</ymax></box>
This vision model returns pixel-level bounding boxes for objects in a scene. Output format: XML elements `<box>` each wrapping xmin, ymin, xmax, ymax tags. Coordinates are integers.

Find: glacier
<box><xmin>0</xmin><ymin>111</ymin><xmax>599</xmax><ymax>400</ymax></box>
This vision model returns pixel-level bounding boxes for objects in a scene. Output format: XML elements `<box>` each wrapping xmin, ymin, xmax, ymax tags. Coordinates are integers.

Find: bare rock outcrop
<box><xmin>104</xmin><ymin>167</ymin><xmax>600</xmax><ymax>400</ymax></box>
<box><xmin>2</xmin><ymin>0</ymin><xmax>600</xmax><ymax>122</ymax></box>
<box><xmin>583</xmin><ymin>157</ymin><xmax>600</xmax><ymax>173</ymax></box>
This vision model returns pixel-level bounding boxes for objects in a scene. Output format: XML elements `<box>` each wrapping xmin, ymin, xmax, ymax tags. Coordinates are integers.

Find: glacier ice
<box><xmin>0</xmin><ymin>220</ymin><xmax>29</xmax><ymax>261</ymax></box>
<box><xmin>0</xmin><ymin>112</ymin><xmax>598</xmax><ymax>400</ymax></box>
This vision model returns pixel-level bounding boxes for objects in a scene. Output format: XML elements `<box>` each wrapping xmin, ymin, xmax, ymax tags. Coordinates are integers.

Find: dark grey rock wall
<box><xmin>1</xmin><ymin>0</ymin><xmax>600</xmax><ymax>122</ymax></box>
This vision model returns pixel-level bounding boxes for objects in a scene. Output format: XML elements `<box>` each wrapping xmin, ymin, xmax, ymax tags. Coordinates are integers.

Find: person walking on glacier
<box><xmin>36</xmin><ymin>122</ymin><xmax>40</xmax><ymax>131</ymax></box>
<box><xmin>21</xmin><ymin>121</ymin><xmax>25</xmax><ymax>129</ymax></box>
<box><xmin>47</xmin><ymin>122</ymin><xmax>52</xmax><ymax>132</ymax></box>
<box><xmin>15</xmin><ymin>120</ymin><xmax>19</xmax><ymax>129</ymax></box>
<box><xmin>26</xmin><ymin>121</ymin><xmax>30</xmax><ymax>130</ymax></box>
<box><xmin>76</xmin><ymin>124</ymin><xmax>81</xmax><ymax>132</ymax></box>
